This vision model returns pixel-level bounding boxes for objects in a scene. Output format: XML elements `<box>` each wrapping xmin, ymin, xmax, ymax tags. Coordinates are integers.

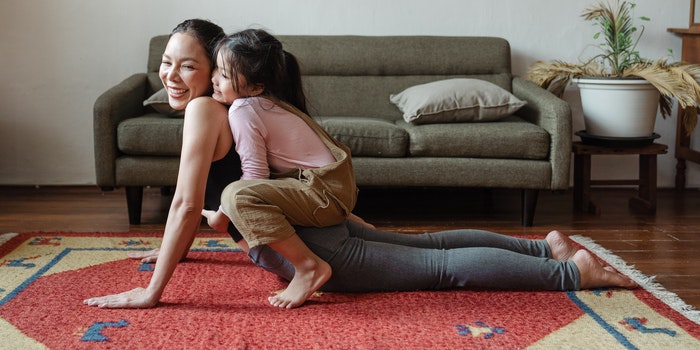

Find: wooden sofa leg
<box><xmin>521</xmin><ymin>189</ymin><xmax>539</xmax><ymax>227</ymax></box>
<box><xmin>125</xmin><ymin>186</ymin><xmax>143</xmax><ymax>225</ymax></box>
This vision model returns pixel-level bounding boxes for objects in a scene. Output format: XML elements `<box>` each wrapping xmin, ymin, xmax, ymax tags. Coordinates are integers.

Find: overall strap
<box><xmin>273</xmin><ymin>99</ymin><xmax>358</xmax><ymax>212</ymax></box>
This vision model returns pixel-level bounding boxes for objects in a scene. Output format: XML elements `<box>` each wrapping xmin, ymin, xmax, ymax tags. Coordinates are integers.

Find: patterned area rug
<box><xmin>1</xmin><ymin>232</ymin><xmax>698</xmax><ymax>349</ymax></box>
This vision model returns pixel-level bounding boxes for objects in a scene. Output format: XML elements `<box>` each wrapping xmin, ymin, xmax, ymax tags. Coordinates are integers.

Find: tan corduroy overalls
<box><xmin>220</xmin><ymin>100</ymin><xmax>358</xmax><ymax>248</ymax></box>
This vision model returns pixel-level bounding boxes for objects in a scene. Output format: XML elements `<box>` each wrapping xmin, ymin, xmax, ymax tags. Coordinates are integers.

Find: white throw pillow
<box><xmin>389</xmin><ymin>78</ymin><xmax>526</xmax><ymax>124</ymax></box>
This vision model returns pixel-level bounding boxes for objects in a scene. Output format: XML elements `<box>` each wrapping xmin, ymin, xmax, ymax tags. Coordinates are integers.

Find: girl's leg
<box><xmin>248</xmin><ymin>222</ymin><xmax>350</xmax><ymax>284</ymax></box>
<box><xmin>222</xmin><ymin>178</ymin><xmax>347</xmax><ymax>246</ymax></box>
<box><xmin>266</xmin><ymin>234</ymin><xmax>332</xmax><ymax>308</ymax></box>
<box><xmin>221</xmin><ymin>178</ymin><xmax>346</xmax><ymax>308</ymax></box>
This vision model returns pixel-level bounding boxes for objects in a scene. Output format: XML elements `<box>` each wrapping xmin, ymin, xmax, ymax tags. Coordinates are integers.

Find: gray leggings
<box><xmin>246</xmin><ymin>221</ymin><xmax>580</xmax><ymax>292</ymax></box>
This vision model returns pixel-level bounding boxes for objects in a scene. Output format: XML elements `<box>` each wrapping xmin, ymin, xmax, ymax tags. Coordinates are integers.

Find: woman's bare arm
<box><xmin>84</xmin><ymin>98</ymin><xmax>231</xmax><ymax>308</ymax></box>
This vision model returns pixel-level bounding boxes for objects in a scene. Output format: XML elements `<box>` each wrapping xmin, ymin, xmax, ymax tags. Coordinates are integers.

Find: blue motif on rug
<box><xmin>119</xmin><ymin>239</ymin><xmax>151</xmax><ymax>247</ymax></box>
<box><xmin>138</xmin><ymin>262</ymin><xmax>154</xmax><ymax>271</ymax></box>
<box><xmin>4</xmin><ymin>256</ymin><xmax>38</xmax><ymax>269</ymax></box>
<box><xmin>620</xmin><ymin>317</ymin><xmax>677</xmax><ymax>337</ymax></box>
<box><xmin>201</xmin><ymin>239</ymin><xmax>229</xmax><ymax>248</ymax></box>
<box><xmin>81</xmin><ymin>319</ymin><xmax>130</xmax><ymax>342</ymax></box>
<box><xmin>455</xmin><ymin>321</ymin><xmax>506</xmax><ymax>339</ymax></box>
<box><xmin>28</xmin><ymin>237</ymin><xmax>61</xmax><ymax>246</ymax></box>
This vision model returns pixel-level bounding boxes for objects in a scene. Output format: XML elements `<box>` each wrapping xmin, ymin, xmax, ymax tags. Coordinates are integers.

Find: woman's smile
<box><xmin>167</xmin><ymin>86</ymin><xmax>188</xmax><ymax>97</ymax></box>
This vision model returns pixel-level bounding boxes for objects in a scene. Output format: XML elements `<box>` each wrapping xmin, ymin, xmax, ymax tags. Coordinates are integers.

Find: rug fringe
<box><xmin>0</xmin><ymin>233</ymin><xmax>18</xmax><ymax>247</ymax></box>
<box><xmin>570</xmin><ymin>235</ymin><xmax>700</xmax><ymax>325</ymax></box>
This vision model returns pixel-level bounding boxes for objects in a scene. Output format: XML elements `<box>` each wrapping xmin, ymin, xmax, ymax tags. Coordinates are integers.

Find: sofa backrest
<box><xmin>147</xmin><ymin>34</ymin><xmax>513</xmax><ymax>121</ymax></box>
<box><xmin>280</xmin><ymin>35</ymin><xmax>512</xmax><ymax>121</ymax></box>
<box><xmin>147</xmin><ymin>35</ymin><xmax>170</xmax><ymax>95</ymax></box>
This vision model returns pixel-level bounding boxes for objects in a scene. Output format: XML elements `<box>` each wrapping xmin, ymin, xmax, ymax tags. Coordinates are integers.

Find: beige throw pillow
<box><xmin>389</xmin><ymin>78</ymin><xmax>526</xmax><ymax>124</ymax></box>
<box><xmin>143</xmin><ymin>88</ymin><xmax>185</xmax><ymax>117</ymax></box>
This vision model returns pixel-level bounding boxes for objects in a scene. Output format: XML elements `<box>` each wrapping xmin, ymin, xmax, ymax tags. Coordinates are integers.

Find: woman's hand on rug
<box><xmin>128</xmin><ymin>248</ymin><xmax>160</xmax><ymax>263</ymax></box>
<box><xmin>127</xmin><ymin>248</ymin><xmax>190</xmax><ymax>263</ymax></box>
<box><xmin>83</xmin><ymin>287</ymin><xmax>158</xmax><ymax>309</ymax></box>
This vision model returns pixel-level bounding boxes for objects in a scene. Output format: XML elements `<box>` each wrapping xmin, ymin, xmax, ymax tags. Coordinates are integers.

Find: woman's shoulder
<box><xmin>186</xmin><ymin>96</ymin><xmax>228</xmax><ymax>113</ymax></box>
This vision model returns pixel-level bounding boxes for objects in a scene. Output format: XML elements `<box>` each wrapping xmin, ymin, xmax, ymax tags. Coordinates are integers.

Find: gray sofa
<box><xmin>94</xmin><ymin>34</ymin><xmax>571</xmax><ymax>226</ymax></box>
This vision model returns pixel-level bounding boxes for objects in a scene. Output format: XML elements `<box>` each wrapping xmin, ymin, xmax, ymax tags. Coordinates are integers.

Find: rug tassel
<box><xmin>570</xmin><ymin>235</ymin><xmax>700</xmax><ymax>325</ymax></box>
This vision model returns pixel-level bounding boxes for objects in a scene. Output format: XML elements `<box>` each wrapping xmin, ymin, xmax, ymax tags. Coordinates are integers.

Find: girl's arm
<box><xmin>84</xmin><ymin>97</ymin><xmax>231</xmax><ymax>308</ymax></box>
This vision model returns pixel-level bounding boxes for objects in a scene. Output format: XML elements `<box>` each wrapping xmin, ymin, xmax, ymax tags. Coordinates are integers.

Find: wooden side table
<box><xmin>572</xmin><ymin>142</ymin><xmax>668</xmax><ymax>214</ymax></box>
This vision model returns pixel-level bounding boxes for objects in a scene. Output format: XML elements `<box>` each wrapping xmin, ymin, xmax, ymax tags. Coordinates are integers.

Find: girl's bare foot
<box><xmin>201</xmin><ymin>208</ymin><xmax>231</xmax><ymax>233</ymax></box>
<box><xmin>268</xmin><ymin>258</ymin><xmax>331</xmax><ymax>309</ymax></box>
<box><xmin>546</xmin><ymin>230</ymin><xmax>578</xmax><ymax>261</ymax></box>
<box><xmin>572</xmin><ymin>250</ymin><xmax>638</xmax><ymax>289</ymax></box>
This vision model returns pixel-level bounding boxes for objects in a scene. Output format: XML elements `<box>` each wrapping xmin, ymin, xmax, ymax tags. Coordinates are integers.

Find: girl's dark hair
<box><xmin>171</xmin><ymin>19</ymin><xmax>225</xmax><ymax>69</ymax></box>
<box><xmin>216</xmin><ymin>29</ymin><xmax>308</xmax><ymax>114</ymax></box>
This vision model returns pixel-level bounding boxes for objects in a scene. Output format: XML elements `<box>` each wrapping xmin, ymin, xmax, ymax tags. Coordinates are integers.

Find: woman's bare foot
<box><xmin>572</xmin><ymin>249</ymin><xmax>638</xmax><ymax>289</ymax></box>
<box><xmin>268</xmin><ymin>257</ymin><xmax>331</xmax><ymax>309</ymax></box>
<box><xmin>546</xmin><ymin>230</ymin><xmax>578</xmax><ymax>261</ymax></box>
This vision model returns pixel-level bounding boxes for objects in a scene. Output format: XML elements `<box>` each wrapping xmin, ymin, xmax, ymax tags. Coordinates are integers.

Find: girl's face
<box><xmin>211</xmin><ymin>50</ymin><xmax>262</xmax><ymax>105</ymax></box>
<box><xmin>159</xmin><ymin>32</ymin><xmax>212</xmax><ymax>111</ymax></box>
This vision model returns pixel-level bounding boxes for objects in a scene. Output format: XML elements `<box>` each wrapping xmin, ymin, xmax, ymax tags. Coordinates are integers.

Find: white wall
<box><xmin>1</xmin><ymin>0</ymin><xmax>698</xmax><ymax>187</ymax></box>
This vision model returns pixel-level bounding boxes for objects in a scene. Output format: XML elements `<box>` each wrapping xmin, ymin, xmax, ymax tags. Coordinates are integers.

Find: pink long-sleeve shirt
<box><xmin>228</xmin><ymin>97</ymin><xmax>335</xmax><ymax>180</ymax></box>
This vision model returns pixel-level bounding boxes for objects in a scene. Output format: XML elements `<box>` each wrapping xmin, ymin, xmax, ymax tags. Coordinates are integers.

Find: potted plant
<box><xmin>527</xmin><ymin>0</ymin><xmax>700</xmax><ymax>140</ymax></box>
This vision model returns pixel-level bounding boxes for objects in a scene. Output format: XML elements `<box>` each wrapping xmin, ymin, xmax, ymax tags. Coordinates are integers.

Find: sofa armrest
<box><xmin>512</xmin><ymin>76</ymin><xmax>572</xmax><ymax>190</ymax></box>
<box><xmin>93</xmin><ymin>73</ymin><xmax>149</xmax><ymax>188</ymax></box>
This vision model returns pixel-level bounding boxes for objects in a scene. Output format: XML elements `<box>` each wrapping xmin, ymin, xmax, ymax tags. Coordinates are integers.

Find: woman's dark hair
<box><xmin>216</xmin><ymin>29</ymin><xmax>308</xmax><ymax>114</ymax></box>
<box><xmin>171</xmin><ymin>19</ymin><xmax>225</xmax><ymax>69</ymax></box>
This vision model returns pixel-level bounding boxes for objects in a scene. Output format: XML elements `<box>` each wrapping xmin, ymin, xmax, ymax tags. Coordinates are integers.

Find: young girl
<box><xmin>205</xmin><ymin>29</ymin><xmax>359</xmax><ymax>309</ymax></box>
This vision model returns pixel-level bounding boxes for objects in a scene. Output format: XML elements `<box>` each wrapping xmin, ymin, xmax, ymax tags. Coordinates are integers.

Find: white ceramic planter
<box><xmin>574</xmin><ymin>77</ymin><xmax>660</xmax><ymax>138</ymax></box>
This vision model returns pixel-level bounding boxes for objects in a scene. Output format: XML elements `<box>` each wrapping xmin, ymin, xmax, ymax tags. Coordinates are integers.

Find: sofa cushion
<box><xmin>315</xmin><ymin>117</ymin><xmax>408</xmax><ymax>157</ymax></box>
<box><xmin>117</xmin><ymin>115</ymin><xmax>183</xmax><ymax>155</ymax></box>
<box><xmin>389</xmin><ymin>79</ymin><xmax>526</xmax><ymax>124</ymax></box>
<box><xmin>143</xmin><ymin>88</ymin><xmax>185</xmax><ymax>117</ymax></box>
<box><xmin>399</xmin><ymin>115</ymin><xmax>549</xmax><ymax>159</ymax></box>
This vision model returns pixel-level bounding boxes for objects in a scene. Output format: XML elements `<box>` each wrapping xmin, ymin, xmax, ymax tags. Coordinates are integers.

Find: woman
<box><xmin>83</xmin><ymin>20</ymin><xmax>636</xmax><ymax>310</ymax></box>
<box><xmin>84</xmin><ymin>19</ymin><xmax>238</xmax><ymax>309</ymax></box>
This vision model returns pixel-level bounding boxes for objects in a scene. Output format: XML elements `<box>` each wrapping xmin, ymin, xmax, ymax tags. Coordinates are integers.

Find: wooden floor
<box><xmin>1</xmin><ymin>185</ymin><xmax>699</xmax><ymax>310</ymax></box>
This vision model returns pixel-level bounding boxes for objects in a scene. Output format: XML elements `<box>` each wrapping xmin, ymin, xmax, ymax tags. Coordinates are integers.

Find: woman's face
<box><xmin>159</xmin><ymin>32</ymin><xmax>212</xmax><ymax>110</ymax></box>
